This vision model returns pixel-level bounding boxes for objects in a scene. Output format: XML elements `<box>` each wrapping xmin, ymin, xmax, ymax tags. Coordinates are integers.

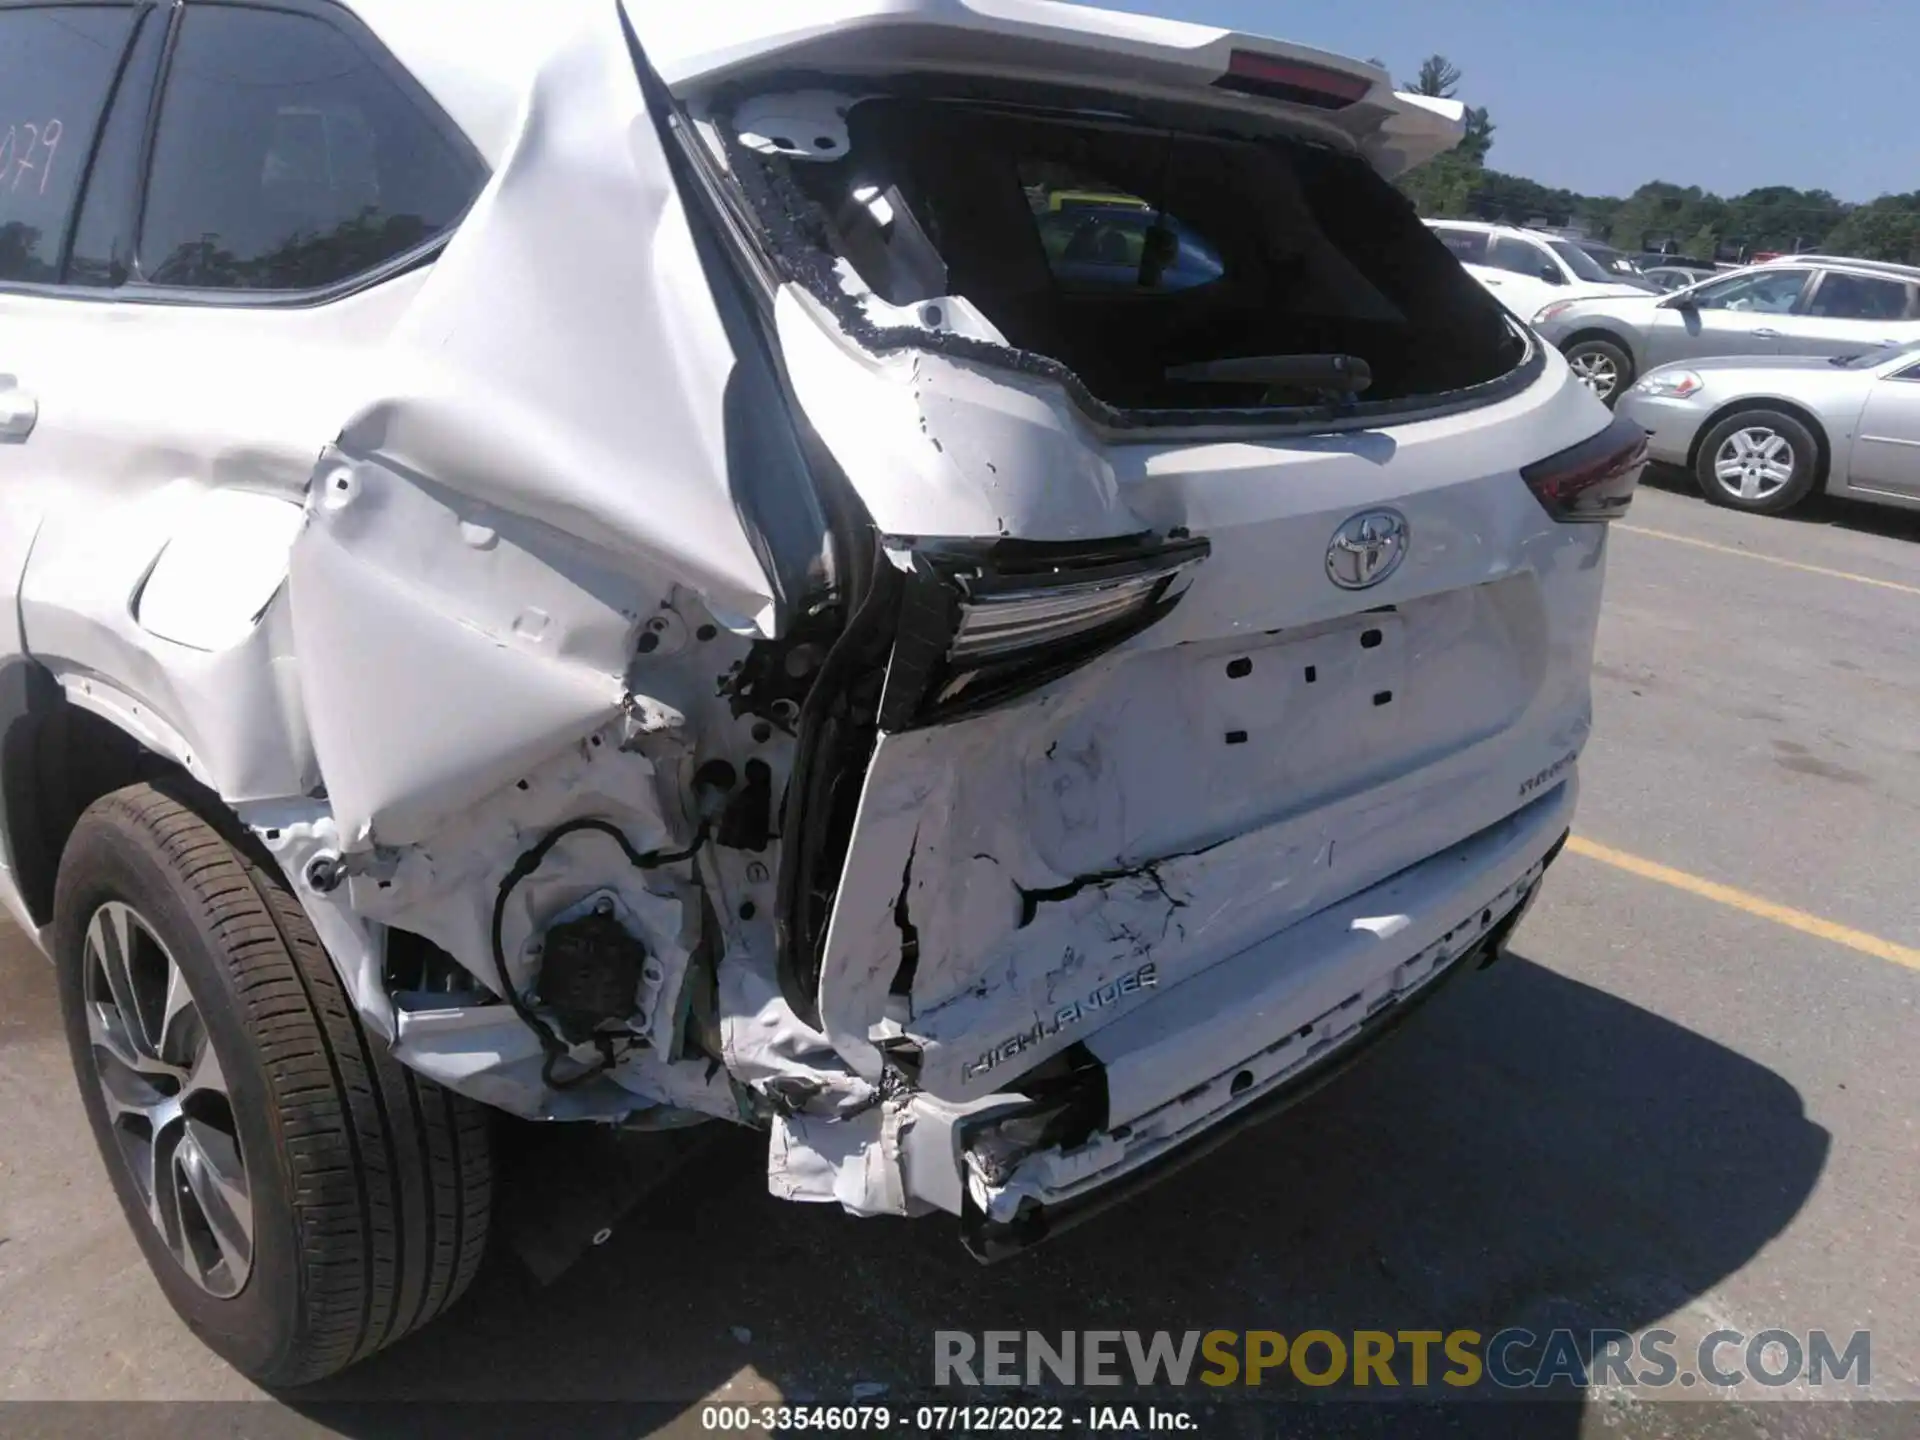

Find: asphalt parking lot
<box><xmin>2</xmin><ymin>472</ymin><xmax>1916</xmax><ymax>1438</ymax></box>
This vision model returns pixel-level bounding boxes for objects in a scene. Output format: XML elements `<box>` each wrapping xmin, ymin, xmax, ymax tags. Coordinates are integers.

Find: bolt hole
<box><xmin>813</xmin><ymin>135</ymin><xmax>835</xmax><ymax>150</ymax></box>
<box><xmin>752</xmin><ymin>721</ymin><xmax>773</xmax><ymax>744</ymax></box>
<box><xmin>333</xmin><ymin>476</ymin><xmax>349</xmax><ymax>491</ymax></box>
<box><xmin>636</xmin><ymin>633</ymin><xmax>660</xmax><ymax>654</ymax></box>
<box><xmin>590</xmin><ymin>735</ymin><xmax>602</xmax><ymax>747</ymax></box>
<box><xmin>1229</xmin><ymin>1069</ymin><xmax>1255</xmax><ymax>1096</ymax></box>
<box><xmin>1224</xmin><ymin>730</ymin><xmax>1248</xmax><ymax>746</ymax></box>
<box><xmin>1304</xmin><ymin>666</ymin><xmax>1317</xmax><ymax>683</ymax></box>
<box><xmin>739</xmin><ymin>901</ymin><xmax>757</xmax><ymax>921</ymax></box>
<box><xmin>265</xmin><ymin>829</ymin><xmax>280</xmax><ymax>840</ymax></box>
<box><xmin>1373</xmin><ymin>691</ymin><xmax>1393</xmax><ymax>706</ymax></box>
<box><xmin>695</xmin><ymin>759</ymin><xmax>738</xmax><ymax>793</ymax></box>
<box><xmin>515</xmin><ymin>780</ymin><xmax>529</xmax><ymax>791</ymax></box>
<box><xmin>1481</xmin><ymin>909</ymin><xmax>1493</xmax><ymax>928</ymax></box>
<box><xmin>1226</xmin><ymin>657</ymin><xmax>1252</xmax><ymax>679</ymax></box>
<box><xmin>696</xmin><ymin>624</ymin><xmax>718</xmax><ymax>642</ymax></box>
<box><xmin>771</xmin><ymin>134</ymin><xmax>794</xmax><ymax>150</ymax></box>
<box><xmin>1361</xmin><ymin>628</ymin><xmax>1383</xmax><ymax>649</ymax></box>
<box><xmin>920</xmin><ymin>303</ymin><xmax>943</xmax><ymax>327</ymax></box>
<box><xmin>1110</xmin><ymin>1124</ymin><xmax>1132</xmax><ymax>1141</ymax></box>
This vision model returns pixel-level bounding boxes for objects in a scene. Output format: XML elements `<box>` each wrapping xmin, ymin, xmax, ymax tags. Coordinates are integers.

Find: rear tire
<box><xmin>53</xmin><ymin>783</ymin><xmax>492</xmax><ymax>1387</ymax></box>
<box><xmin>1563</xmin><ymin>337</ymin><xmax>1635</xmax><ymax>406</ymax></box>
<box><xmin>1694</xmin><ymin>409</ymin><xmax>1820</xmax><ymax>514</ymax></box>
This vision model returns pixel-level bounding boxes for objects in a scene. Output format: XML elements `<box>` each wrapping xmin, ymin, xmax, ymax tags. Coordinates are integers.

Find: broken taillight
<box><xmin>1521</xmin><ymin>410</ymin><xmax>1648</xmax><ymax>523</ymax></box>
<box><xmin>880</xmin><ymin>534</ymin><xmax>1210</xmax><ymax>727</ymax></box>
<box><xmin>1214</xmin><ymin>50</ymin><xmax>1375</xmax><ymax>109</ymax></box>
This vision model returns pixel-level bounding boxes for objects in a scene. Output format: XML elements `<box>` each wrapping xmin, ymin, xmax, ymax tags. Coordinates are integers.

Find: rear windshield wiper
<box><xmin>1164</xmin><ymin>353</ymin><xmax>1373</xmax><ymax>397</ymax></box>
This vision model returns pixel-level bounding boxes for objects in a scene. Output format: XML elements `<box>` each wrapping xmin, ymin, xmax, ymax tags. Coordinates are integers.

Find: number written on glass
<box><xmin>0</xmin><ymin>119</ymin><xmax>64</xmax><ymax>196</ymax></box>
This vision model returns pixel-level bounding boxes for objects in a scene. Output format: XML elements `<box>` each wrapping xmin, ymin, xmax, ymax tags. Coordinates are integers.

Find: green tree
<box><xmin>1460</xmin><ymin>105</ymin><xmax>1496</xmax><ymax>163</ymax></box>
<box><xmin>1822</xmin><ymin>194</ymin><xmax>1920</xmax><ymax>263</ymax></box>
<box><xmin>1410</xmin><ymin>54</ymin><xmax>1463</xmax><ymax>98</ymax></box>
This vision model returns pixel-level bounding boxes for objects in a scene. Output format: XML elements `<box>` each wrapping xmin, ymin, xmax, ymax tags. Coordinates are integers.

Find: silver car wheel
<box><xmin>1568</xmin><ymin>350</ymin><xmax>1620</xmax><ymax>400</ymax></box>
<box><xmin>1713</xmin><ymin>427</ymin><xmax>1796</xmax><ymax>502</ymax></box>
<box><xmin>83</xmin><ymin>901</ymin><xmax>254</xmax><ymax>1299</ymax></box>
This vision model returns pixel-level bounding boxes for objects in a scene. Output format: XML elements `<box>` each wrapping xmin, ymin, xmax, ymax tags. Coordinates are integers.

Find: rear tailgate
<box><xmin>814</xmin><ymin>365</ymin><xmax>1613</xmax><ymax>1097</ymax></box>
<box><xmin>636</xmin><ymin>0</ymin><xmax>1465</xmax><ymax>177</ymax></box>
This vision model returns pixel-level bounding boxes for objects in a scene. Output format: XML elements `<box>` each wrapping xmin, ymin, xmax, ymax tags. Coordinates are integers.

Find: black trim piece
<box><xmin>52</xmin><ymin>0</ymin><xmax>158</xmax><ymax>284</ymax></box>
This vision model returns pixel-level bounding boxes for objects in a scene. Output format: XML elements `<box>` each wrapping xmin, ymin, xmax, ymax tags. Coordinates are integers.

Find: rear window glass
<box><xmin>764</xmin><ymin>98</ymin><xmax>1523</xmax><ymax>414</ymax></box>
<box><xmin>0</xmin><ymin>4</ymin><xmax>137</xmax><ymax>285</ymax></box>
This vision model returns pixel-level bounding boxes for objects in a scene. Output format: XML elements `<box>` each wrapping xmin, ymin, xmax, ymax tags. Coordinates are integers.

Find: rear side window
<box><xmin>1808</xmin><ymin>271</ymin><xmax>1914</xmax><ymax>322</ymax></box>
<box><xmin>1487</xmin><ymin>235</ymin><xmax>1557</xmax><ymax>282</ymax></box>
<box><xmin>137</xmin><ymin>3</ymin><xmax>484</xmax><ymax>292</ymax></box>
<box><xmin>1430</xmin><ymin>226</ymin><xmax>1488</xmax><ymax>264</ymax></box>
<box><xmin>0</xmin><ymin>4</ymin><xmax>138</xmax><ymax>284</ymax></box>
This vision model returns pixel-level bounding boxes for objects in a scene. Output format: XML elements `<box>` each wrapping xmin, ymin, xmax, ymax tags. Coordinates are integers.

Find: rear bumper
<box><xmin>889</xmin><ymin>780</ymin><xmax>1577</xmax><ymax>1254</ymax></box>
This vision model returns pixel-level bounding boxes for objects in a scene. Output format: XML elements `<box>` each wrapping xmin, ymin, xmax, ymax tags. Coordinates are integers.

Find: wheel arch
<box><xmin>1685</xmin><ymin>398</ymin><xmax>1832</xmax><ymax>486</ymax></box>
<box><xmin>1559</xmin><ymin>328</ymin><xmax>1640</xmax><ymax>367</ymax></box>
<box><xmin>0</xmin><ymin>659</ymin><xmax>213</xmax><ymax>928</ymax></box>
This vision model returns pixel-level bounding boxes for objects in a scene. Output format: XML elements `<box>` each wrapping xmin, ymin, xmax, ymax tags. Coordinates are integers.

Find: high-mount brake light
<box><xmin>1215</xmin><ymin>51</ymin><xmax>1374</xmax><ymax>109</ymax></box>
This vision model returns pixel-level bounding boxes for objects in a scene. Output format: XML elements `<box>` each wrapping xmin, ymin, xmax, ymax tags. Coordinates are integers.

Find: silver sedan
<box><xmin>1616</xmin><ymin>342</ymin><xmax>1920</xmax><ymax>515</ymax></box>
<box><xmin>1533</xmin><ymin>259</ymin><xmax>1920</xmax><ymax>406</ymax></box>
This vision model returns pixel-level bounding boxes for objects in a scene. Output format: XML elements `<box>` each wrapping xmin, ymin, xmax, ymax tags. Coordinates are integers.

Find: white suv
<box><xmin>0</xmin><ymin>0</ymin><xmax>1641</xmax><ymax>1383</ymax></box>
<box><xmin>1427</xmin><ymin>219</ymin><xmax>1654</xmax><ymax>319</ymax></box>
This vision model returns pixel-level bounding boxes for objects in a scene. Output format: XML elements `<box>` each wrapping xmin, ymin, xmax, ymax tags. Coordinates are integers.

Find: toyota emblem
<box><xmin>1325</xmin><ymin>509</ymin><xmax>1409</xmax><ymax>590</ymax></box>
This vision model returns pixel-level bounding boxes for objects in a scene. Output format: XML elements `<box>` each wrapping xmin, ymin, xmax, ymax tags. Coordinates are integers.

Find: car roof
<box><xmin>1771</xmin><ymin>255</ymin><xmax>1920</xmax><ymax>281</ymax></box>
<box><xmin>1424</xmin><ymin>219</ymin><xmax>1579</xmax><ymax>243</ymax></box>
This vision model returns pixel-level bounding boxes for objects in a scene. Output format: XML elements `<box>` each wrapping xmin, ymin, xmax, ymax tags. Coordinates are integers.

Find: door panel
<box><xmin>1645</xmin><ymin>268</ymin><xmax>1811</xmax><ymax>368</ymax></box>
<box><xmin>1849</xmin><ymin>374</ymin><xmax>1920</xmax><ymax>497</ymax></box>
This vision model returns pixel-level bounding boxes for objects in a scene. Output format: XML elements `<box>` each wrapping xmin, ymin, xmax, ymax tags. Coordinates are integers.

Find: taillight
<box><xmin>1522</xmin><ymin>411</ymin><xmax>1648</xmax><ymax>522</ymax></box>
<box><xmin>1214</xmin><ymin>50</ymin><xmax>1375</xmax><ymax>110</ymax></box>
<box><xmin>880</xmin><ymin>534</ymin><xmax>1210</xmax><ymax>727</ymax></box>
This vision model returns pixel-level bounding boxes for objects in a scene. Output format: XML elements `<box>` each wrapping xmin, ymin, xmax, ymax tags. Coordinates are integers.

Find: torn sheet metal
<box><xmin>332</xmin><ymin>2</ymin><xmax>782</xmax><ymax>641</ymax></box>
<box><xmin>815</xmin><ymin>593</ymin><xmax>1590</xmax><ymax>1104</ymax></box>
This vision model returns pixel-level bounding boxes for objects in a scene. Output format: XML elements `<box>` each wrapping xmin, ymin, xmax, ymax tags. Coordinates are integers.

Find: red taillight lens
<box><xmin>1522</xmin><ymin>411</ymin><xmax>1648</xmax><ymax>522</ymax></box>
<box><xmin>1215</xmin><ymin>50</ymin><xmax>1374</xmax><ymax>109</ymax></box>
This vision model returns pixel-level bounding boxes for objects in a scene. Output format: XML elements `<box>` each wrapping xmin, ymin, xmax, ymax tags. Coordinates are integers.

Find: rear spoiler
<box><xmin>633</xmin><ymin>0</ymin><xmax>1468</xmax><ymax>177</ymax></box>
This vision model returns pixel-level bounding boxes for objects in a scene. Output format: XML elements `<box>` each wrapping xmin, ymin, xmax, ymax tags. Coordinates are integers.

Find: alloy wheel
<box><xmin>1568</xmin><ymin>350</ymin><xmax>1620</xmax><ymax>400</ymax></box>
<box><xmin>1713</xmin><ymin>427</ymin><xmax>1796</xmax><ymax>502</ymax></box>
<box><xmin>82</xmin><ymin>901</ymin><xmax>253</xmax><ymax>1299</ymax></box>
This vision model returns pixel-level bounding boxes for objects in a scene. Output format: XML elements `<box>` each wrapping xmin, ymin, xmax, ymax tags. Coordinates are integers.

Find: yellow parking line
<box><xmin>1566</xmin><ymin>836</ymin><xmax>1920</xmax><ymax>972</ymax></box>
<box><xmin>1616</xmin><ymin>524</ymin><xmax>1920</xmax><ymax>598</ymax></box>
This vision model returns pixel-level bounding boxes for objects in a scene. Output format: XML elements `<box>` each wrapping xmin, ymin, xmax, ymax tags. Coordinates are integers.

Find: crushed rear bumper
<box><xmin>875</xmin><ymin>782</ymin><xmax>1576</xmax><ymax>1258</ymax></box>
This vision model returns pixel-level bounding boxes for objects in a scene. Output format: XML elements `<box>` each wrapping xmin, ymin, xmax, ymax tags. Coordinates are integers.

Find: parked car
<box><xmin>1427</xmin><ymin>219</ymin><xmax>1652</xmax><ymax>317</ymax></box>
<box><xmin>1620</xmin><ymin>342</ymin><xmax>1920</xmax><ymax>515</ymax></box>
<box><xmin>1570</xmin><ymin>238</ymin><xmax>1660</xmax><ymax>290</ymax></box>
<box><xmin>1633</xmin><ymin>251</ymin><xmax>1719</xmax><ymax>272</ymax></box>
<box><xmin>1642</xmin><ymin>265</ymin><xmax>1719</xmax><ymax>293</ymax></box>
<box><xmin>0</xmin><ymin>0</ymin><xmax>1640</xmax><ymax>1384</ymax></box>
<box><xmin>1533</xmin><ymin>258</ymin><xmax>1920</xmax><ymax>404</ymax></box>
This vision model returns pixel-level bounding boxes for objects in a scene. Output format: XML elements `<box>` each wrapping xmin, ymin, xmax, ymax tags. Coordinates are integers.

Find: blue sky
<box><xmin>1106</xmin><ymin>0</ymin><xmax>1917</xmax><ymax>202</ymax></box>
